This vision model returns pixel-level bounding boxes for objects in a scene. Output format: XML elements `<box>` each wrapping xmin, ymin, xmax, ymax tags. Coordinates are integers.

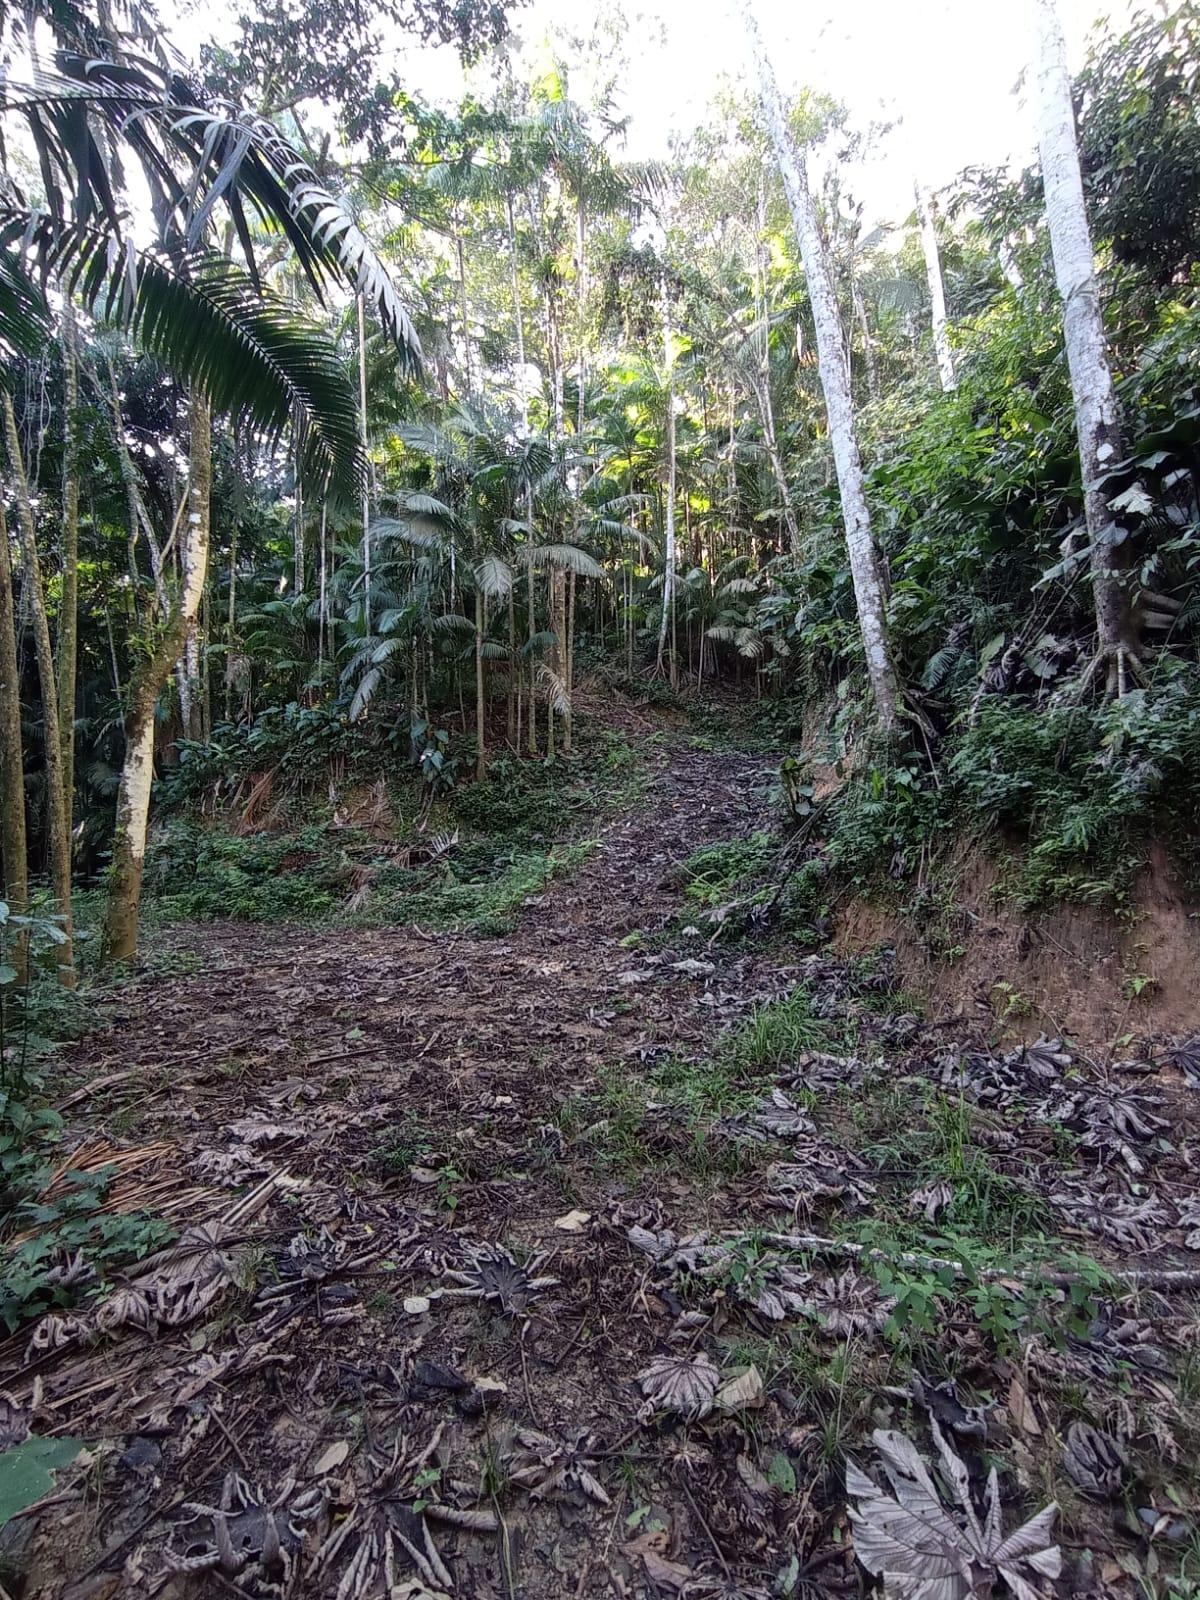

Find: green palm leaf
<box><xmin>0</xmin><ymin>210</ymin><xmax>361</xmax><ymax>490</ymax></box>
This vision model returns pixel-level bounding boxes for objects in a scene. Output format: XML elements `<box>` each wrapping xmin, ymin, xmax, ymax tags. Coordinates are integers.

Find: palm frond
<box><xmin>3</xmin><ymin>56</ymin><xmax>420</xmax><ymax>363</ymax></box>
<box><xmin>2</xmin><ymin>211</ymin><xmax>361</xmax><ymax>490</ymax></box>
<box><xmin>530</xmin><ymin>542</ymin><xmax>607</xmax><ymax>580</ymax></box>
<box><xmin>474</xmin><ymin>553</ymin><xmax>514</xmax><ymax>598</ymax></box>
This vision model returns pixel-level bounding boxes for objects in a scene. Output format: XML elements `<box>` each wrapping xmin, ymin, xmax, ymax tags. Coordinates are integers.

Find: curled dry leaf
<box><xmin>752</xmin><ymin>1089</ymin><xmax>816</xmax><ymax>1138</ymax></box>
<box><xmin>25</xmin><ymin>1313</ymin><xmax>88</xmax><ymax>1360</ymax></box>
<box><xmin>441</xmin><ymin>1243</ymin><xmax>558</xmax><ymax>1314</ymax></box>
<box><xmin>637</xmin><ymin>1352</ymin><xmax>720</xmax><ymax>1420</ymax></box>
<box><xmin>847</xmin><ymin>1422</ymin><xmax>1061</xmax><ymax>1600</ymax></box>
<box><xmin>0</xmin><ymin>1391</ymin><xmax>31</xmax><ymax>1450</ymax></box>
<box><xmin>908</xmin><ymin>1182</ymin><xmax>953</xmax><ymax>1224</ymax></box>
<box><xmin>715</xmin><ymin>1365</ymin><xmax>764</xmax><ymax>1413</ymax></box>
<box><xmin>94</xmin><ymin>1285</ymin><xmax>156</xmax><ymax>1335</ymax></box>
<box><xmin>1050</xmin><ymin>1183</ymin><xmax>1169</xmax><ymax>1250</ymax></box>
<box><xmin>1176</xmin><ymin>1196</ymin><xmax>1200</xmax><ymax>1250</ymax></box>
<box><xmin>1062</xmin><ymin>1421</ymin><xmax>1126</xmax><ymax>1499</ymax></box>
<box><xmin>809</xmin><ymin>1272</ymin><xmax>894</xmax><ymax>1338</ymax></box>
<box><xmin>503</xmin><ymin>1427</ymin><xmax>611</xmax><ymax>1505</ymax></box>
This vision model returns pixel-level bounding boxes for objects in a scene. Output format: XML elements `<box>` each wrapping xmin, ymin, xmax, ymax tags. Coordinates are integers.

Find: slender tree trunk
<box><xmin>746</xmin><ymin>10</ymin><xmax>901</xmax><ymax>735</ymax></box>
<box><xmin>849</xmin><ymin>270</ymin><xmax>879</xmax><ymax>399</ymax></box>
<box><xmin>317</xmin><ymin>502</ymin><xmax>327</xmax><ymax>674</ymax></box>
<box><xmin>564</xmin><ymin>568</ymin><xmax>575</xmax><ymax>755</ymax></box>
<box><xmin>104</xmin><ymin>393</ymin><xmax>211</xmax><ymax>964</ymax></box>
<box><xmin>455</xmin><ymin>211</ymin><xmax>473</xmax><ymax>395</ymax></box>
<box><xmin>998</xmin><ymin>241</ymin><xmax>1024</xmax><ymax>291</ymax></box>
<box><xmin>576</xmin><ymin>200</ymin><xmax>587</xmax><ymax>447</ymax></box>
<box><xmin>358</xmin><ymin>292</ymin><xmax>372</xmax><ymax>632</ymax></box>
<box><xmin>107</xmin><ymin>363</ymin><xmax>169</xmax><ymax>614</ymax></box>
<box><xmin>526</xmin><ymin>518</ymin><xmax>537</xmax><ymax>757</ymax></box>
<box><xmin>754</xmin><ymin>183</ymin><xmax>802</xmax><ymax>551</ymax></box>
<box><xmin>507</xmin><ymin>195</ymin><xmax>528</xmax><ymax>432</ymax></box>
<box><xmin>914</xmin><ymin>180</ymin><xmax>956</xmax><ymax>391</ymax></box>
<box><xmin>295</xmin><ymin>466</ymin><xmax>305</xmax><ymax>594</ymax></box>
<box><xmin>3</xmin><ymin>395</ymin><xmax>74</xmax><ymax>984</ymax></box>
<box><xmin>58</xmin><ymin>303</ymin><xmax>80</xmax><ymax>815</ymax></box>
<box><xmin>1033</xmin><ymin>0</ymin><xmax>1139</xmax><ymax>684</ymax></box>
<box><xmin>507</xmin><ymin>587</ymin><xmax>516</xmax><ymax>749</ymax></box>
<box><xmin>656</xmin><ymin>283</ymin><xmax>678</xmax><ymax>675</ymax></box>
<box><xmin>225</xmin><ymin>513</ymin><xmax>238</xmax><ymax>723</ymax></box>
<box><xmin>474</xmin><ymin>586</ymin><xmax>486</xmax><ymax>781</ymax></box>
<box><xmin>0</xmin><ymin>504</ymin><xmax>28</xmax><ymax>980</ymax></box>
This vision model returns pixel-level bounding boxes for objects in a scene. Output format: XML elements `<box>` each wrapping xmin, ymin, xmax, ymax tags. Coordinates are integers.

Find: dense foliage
<box><xmin>4</xmin><ymin>0</ymin><xmax>1200</xmax><ymax>975</ymax></box>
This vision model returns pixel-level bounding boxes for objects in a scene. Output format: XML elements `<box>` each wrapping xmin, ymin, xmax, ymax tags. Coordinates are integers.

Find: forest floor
<box><xmin>3</xmin><ymin>694</ymin><xmax>1200</xmax><ymax>1600</ymax></box>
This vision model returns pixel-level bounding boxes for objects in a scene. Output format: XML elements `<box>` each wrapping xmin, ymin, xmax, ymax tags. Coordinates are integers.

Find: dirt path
<box><xmin>4</xmin><ymin>722</ymin><xmax>1199</xmax><ymax>1599</ymax></box>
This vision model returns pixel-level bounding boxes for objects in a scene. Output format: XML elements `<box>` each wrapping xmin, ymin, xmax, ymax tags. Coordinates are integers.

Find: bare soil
<box><xmin>3</xmin><ymin>713</ymin><xmax>1199</xmax><ymax>1600</ymax></box>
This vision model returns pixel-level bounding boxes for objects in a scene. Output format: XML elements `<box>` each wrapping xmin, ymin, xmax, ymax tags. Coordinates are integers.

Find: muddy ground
<box><xmin>2</xmin><ymin>712</ymin><xmax>1199</xmax><ymax>1600</ymax></box>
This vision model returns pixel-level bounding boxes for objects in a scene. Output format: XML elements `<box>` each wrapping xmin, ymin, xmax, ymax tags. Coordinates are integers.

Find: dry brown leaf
<box><xmin>553</xmin><ymin>1209</ymin><xmax>591</xmax><ymax>1232</ymax></box>
<box><xmin>1007</xmin><ymin>1374</ymin><xmax>1041</xmax><ymax>1437</ymax></box>
<box><xmin>313</xmin><ymin>1441</ymin><xmax>350</xmax><ymax>1475</ymax></box>
<box><xmin>716</xmin><ymin>1365</ymin><xmax>764</xmax><ymax>1413</ymax></box>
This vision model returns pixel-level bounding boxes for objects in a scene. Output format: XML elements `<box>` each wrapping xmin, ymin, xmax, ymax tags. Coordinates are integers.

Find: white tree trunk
<box><xmin>746</xmin><ymin>8</ymin><xmax>901</xmax><ymax>734</ymax></box>
<box><xmin>914</xmin><ymin>179</ymin><xmax>956</xmax><ymax>391</ymax></box>
<box><xmin>1033</xmin><ymin>0</ymin><xmax>1138</xmax><ymax>677</ymax></box>
<box><xmin>105</xmin><ymin>394</ymin><xmax>212</xmax><ymax>962</ymax></box>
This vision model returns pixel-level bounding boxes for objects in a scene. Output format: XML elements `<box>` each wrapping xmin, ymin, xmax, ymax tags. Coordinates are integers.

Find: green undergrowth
<box><xmin>557</xmin><ymin>984</ymin><xmax>840</xmax><ymax>1177</ymax></box>
<box><xmin>131</xmin><ymin>720</ymin><xmax>640</xmax><ymax>934</ymax></box>
<box><xmin>1</xmin><ymin>918</ymin><xmax>175</xmax><ymax>1332</ymax></box>
<box><xmin>682</xmin><ymin>663</ymin><xmax>1200</xmax><ymax>934</ymax></box>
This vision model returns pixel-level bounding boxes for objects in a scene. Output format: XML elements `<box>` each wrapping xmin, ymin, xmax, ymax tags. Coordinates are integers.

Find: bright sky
<box><xmin>174</xmin><ymin>0</ymin><xmax>1136</xmax><ymax>225</ymax></box>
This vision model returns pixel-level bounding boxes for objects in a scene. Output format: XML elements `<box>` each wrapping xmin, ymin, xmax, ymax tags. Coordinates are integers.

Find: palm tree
<box><xmin>0</xmin><ymin>0</ymin><xmax>422</xmax><ymax>963</ymax></box>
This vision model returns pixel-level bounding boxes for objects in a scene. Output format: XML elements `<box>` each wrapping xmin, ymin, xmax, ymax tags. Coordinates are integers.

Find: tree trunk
<box><xmin>507</xmin><ymin>195</ymin><xmax>528</xmax><ymax>432</ymax></box>
<box><xmin>358</xmin><ymin>292</ymin><xmax>372</xmax><ymax>632</ymax></box>
<box><xmin>914</xmin><ymin>180</ymin><xmax>956</xmax><ymax>391</ymax></box>
<box><xmin>564</xmin><ymin>568</ymin><xmax>575</xmax><ymax>755</ymax></box>
<box><xmin>656</xmin><ymin>283</ymin><xmax>677</xmax><ymax>674</ymax></box>
<box><xmin>455</xmin><ymin>210</ymin><xmax>473</xmax><ymax>395</ymax></box>
<box><xmin>474</xmin><ymin>586</ymin><xmax>487</xmax><ymax>781</ymax></box>
<box><xmin>0</xmin><ymin>503</ymin><xmax>28</xmax><ymax>981</ymax></box>
<box><xmin>746</xmin><ymin>10</ymin><xmax>901</xmax><ymax>735</ymax></box>
<box><xmin>58</xmin><ymin>303</ymin><xmax>80</xmax><ymax>814</ymax></box>
<box><xmin>526</xmin><ymin>537</ymin><xmax>538</xmax><ymax>756</ymax></box>
<box><xmin>104</xmin><ymin>392</ymin><xmax>212</xmax><ymax>963</ymax></box>
<box><xmin>754</xmin><ymin>182</ymin><xmax>802</xmax><ymax>551</ymax></box>
<box><xmin>3</xmin><ymin>396</ymin><xmax>75</xmax><ymax>984</ymax></box>
<box><xmin>507</xmin><ymin>586</ymin><xmax>516</xmax><ymax>749</ymax></box>
<box><xmin>1033</xmin><ymin>0</ymin><xmax>1139</xmax><ymax>684</ymax></box>
<box><xmin>849</xmin><ymin>269</ymin><xmax>879</xmax><ymax>400</ymax></box>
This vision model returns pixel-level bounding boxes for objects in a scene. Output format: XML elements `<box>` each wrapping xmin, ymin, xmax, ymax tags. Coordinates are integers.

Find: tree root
<box><xmin>1075</xmin><ymin>640</ymin><xmax>1147</xmax><ymax>700</ymax></box>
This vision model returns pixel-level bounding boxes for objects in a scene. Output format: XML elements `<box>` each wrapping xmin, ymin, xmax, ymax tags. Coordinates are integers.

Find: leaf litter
<box><xmin>2</xmin><ymin>717</ymin><xmax>1198</xmax><ymax>1597</ymax></box>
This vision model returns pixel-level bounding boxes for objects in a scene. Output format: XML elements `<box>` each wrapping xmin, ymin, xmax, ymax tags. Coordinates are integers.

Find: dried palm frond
<box><xmin>439</xmin><ymin>1243</ymin><xmax>558</xmax><ymax>1314</ymax></box>
<box><xmin>637</xmin><ymin>1352</ymin><xmax>720</xmax><ymax>1420</ymax></box>
<box><xmin>1050</xmin><ymin>1181</ymin><xmax>1169</xmax><ymax>1250</ymax></box>
<box><xmin>847</xmin><ymin>1423</ymin><xmax>1061</xmax><ymax>1600</ymax></box>
<box><xmin>1062</xmin><ymin>1421</ymin><xmax>1126</xmax><ymax>1498</ymax></box>
<box><xmin>503</xmin><ymin>1427</ymin><xmax>611</xmax><ymax>1505</ymax></box>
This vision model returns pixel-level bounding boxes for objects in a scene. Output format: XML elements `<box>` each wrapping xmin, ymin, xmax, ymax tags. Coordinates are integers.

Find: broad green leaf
<box><xmin>0</xmin><ymin>1437</ymin><xmax>86</xmax><ymax>1528</ymax></box>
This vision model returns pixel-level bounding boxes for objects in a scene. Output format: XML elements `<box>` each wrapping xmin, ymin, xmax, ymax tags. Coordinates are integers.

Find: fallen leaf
<box><xmin>312</xmin><ymin>1441</ymin><xmax>349</xmax><ymax>1475</ymax></box>
<box><xmin>1007</xmin><ymin>1373</ymin><xmax>1041</xmax><ymax>1436</ymax></box>
<box><xmin>554</xmin><ymin>1209</ymin><xmax>591</xmax><ymax>1232</ymax></box>
<box><xmin>736</xmin><ymin>1453</ymin><xmax>771</xmax><ymax>1496</ymax></box>
<box><xmin>716</xmin><ymin>1365</ymin><xmax>764</xmax><ymax>1413</ymax></box>
<box><xmin>642</xmin><ymin>1549</ymin><xmax>692</xmax><ymax>1589</ymax></box>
